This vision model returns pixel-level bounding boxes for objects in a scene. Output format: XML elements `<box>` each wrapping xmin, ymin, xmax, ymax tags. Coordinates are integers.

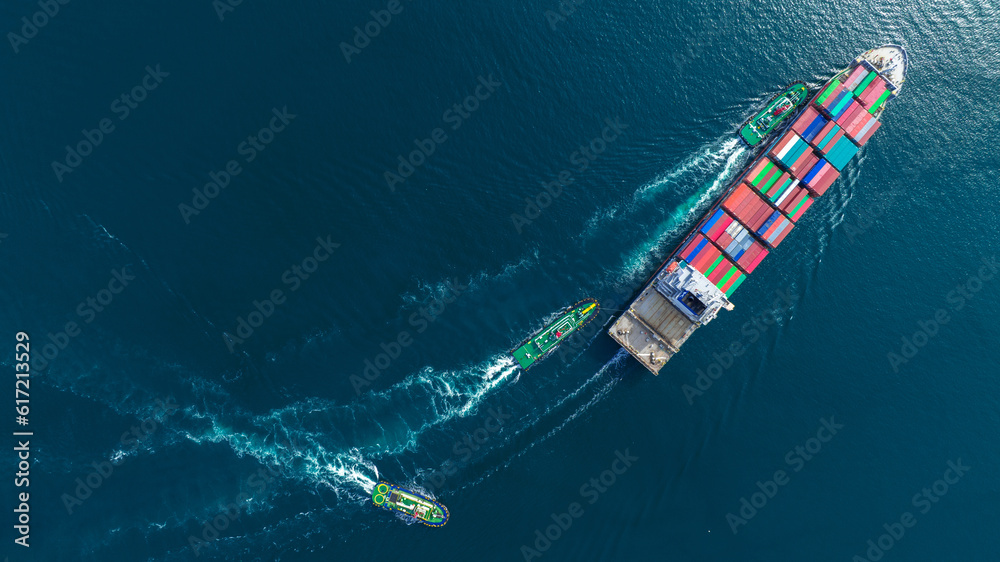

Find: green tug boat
<box><xmin>738</xmin><ymin>82</ymin><xmax>809</xmax><ymax>146</ymax></box>
<box><xmin>511</xmin><ymin>299</ymin><xmax>600</xmax><ymax>370</ymax></box>
<box><xmin>371</xmin><ymin>481</ymin><xmax>449</xmax><ymax>527</ymax></box>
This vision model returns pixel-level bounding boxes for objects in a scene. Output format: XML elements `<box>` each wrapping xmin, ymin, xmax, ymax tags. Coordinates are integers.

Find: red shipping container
<box><xmin>817</xmin><ymin>127</ymin><xmax>845</xmax><ymax>155</ymax></box>
<box><xmin>782</xmin><ymin>188</ymin><xmax>808</xmax><ymax>214</ymax></box>
<box><xmin>739</xmin><ymin>184</ymin><xmax>763</xmax><ymax>216</ymax></box>
<box><xmin>746</xmin><ymin>247</ymin><xmax>768</xmax><ymax>272</ymax></box>
<box><xmin>836</xmin><ymin>102</ymin><xmax>864</xmax><ymax>128</ymax></box>
<box><xmin>746</xmin><ymin>158</ymin><xmax>770</xmax><ymax>182</ymax></box>
<box><xmin>848</xmin><ymin>106</ymin><xmax>874</xmax><ymax>135</ymax></box>
<box><xmin>807</xmin><ymin>166</ymin><xmax>839</xmax><ymax>196</ymax></box>
<box><xmin>821</xmin><ymin>85</ymin><xmax>846</xmax><ymax>110</ymax></box>
<box><xmin>843</xmin><ymin>65</ymin><xmax>869</xmax><ymax>90</ymax></box>
<box><xmin>719</xmin><ymin>212</ymin><xmax>736</xmax><ymax>232</ymax></box>
<box><xmin>705</xmin><ymin>212</ymin><xmax>733</xmax><ymax>240</ymax></box>
<box><xmin>858</xmin><ymin>78</ymin><xmax>879</xmax><ymax>103</ymax></box>
<box><xmin>738</xmin><ymin>243</ymin><xmax>759</xmax><ymax>263</ymax></box>
<box><xmin>769</xmin><ymin>132</ymin><xmax>799</xmax><ymax>160</ymax></box>
<box><xmin>861</xmin><ymin>78</ymin><xmax>887</xmax><ymax>106</ymax></box>
<box><xmin>748</xmin><ymin>202</ymin><xmax>773</xmax><ymax>230</ymax></box>
<box><xmin>708</xmin><ymin>261</ymin><xmax>730</xmax><ymax>284</ymax></box>
<box><xmin>680</xmin><ymin>233</ymin><xmax>707</xmax><ymax>261</ymax></box>
<box><xmin>731</xmin><ymin>189</ymin><xmax>750</xmax><ymax>217</ymax></box>
<box><xmin>723</xmin><ymin>184</ymin><xmax>750</xmax><ymax>215</ymax></box>
<box><xmin>759</xmin><ymin>165</ymin><xmax>780</xmax><ymax>187</ymax></box>
<box><xmin>737</xmin><ymin>243</ymin><xmax>767</xmax><ymax>271</ymax></box>
<box><xmin>730</xmin><ymin>186</ymin><xmax>767</xmax><ymax>231</ymax></box>
<box><xmin>736</xmin><ymin>244</ymin><xmax>755</xmax><ymax>265</ymax></box>
<box><xmin>790</xmin><ymin>151</ymin><xmax>819</xmax><ymax>178</ymax></box>
<box><xmin>810</xmin><ymin>121</ymin><xmax>837</xmax><ymax>149</ymax></box>
<box><xmin>791</xmin><ymin>106</ymin><xmax>821</xmax><ymax>137</ymax></box>
<box><xmin>733</xmin><ymin>197</ymin><xmax>756</xmax><ymax>226</ymax></box>
<box><xmin>858</xmin><ymin>119</ymin><xmax>882</xmax><ymax>145</ymax></box>
<box><xmin>719</xmin><ymin>273</ymin><xmax>740</xmax><ymax>293</ymax></box>
<box><xmin>790</xmin><ymin>197</ymin><xmax>814</xmax><ymax>221</ymax></box>
<box><xmin>691</xmin><ymin>243</ymin><xmax>721</xmax><ymax>273</ymax></box>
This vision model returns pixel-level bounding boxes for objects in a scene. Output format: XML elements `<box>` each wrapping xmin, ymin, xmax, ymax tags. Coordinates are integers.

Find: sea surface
<box><xmin>2</xmin><ymin>0</ymin><xmax>999</xmax><ymax>560</ymax></box>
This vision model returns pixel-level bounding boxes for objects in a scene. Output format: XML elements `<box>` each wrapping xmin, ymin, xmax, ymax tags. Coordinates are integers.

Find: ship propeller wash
<box><xmin>609</xmin><ymin>45</ymin><xmax>907</xmax><ymax>374</ymax></box>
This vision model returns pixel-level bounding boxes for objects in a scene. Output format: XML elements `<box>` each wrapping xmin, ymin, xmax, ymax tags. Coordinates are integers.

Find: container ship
<box><xmin>609</xmin><ymin>45</ymin><xmax>907</xmax><ymax>374</ymax></box>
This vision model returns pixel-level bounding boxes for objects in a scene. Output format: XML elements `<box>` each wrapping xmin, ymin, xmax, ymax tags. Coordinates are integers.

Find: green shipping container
<box><xmin>854</xmin><ymin>71</ymin><xmax>878</xmax><ymax>97</ymax></box>
<box><xmin>717</xmin><ymin>266</ymin><xmax>738</xmax><ymax>288</ymax></box>
<box><xmin>751</xmin><ymin>161</ymin><xmax>775</xmax><ymax>186</ymax></box>
<box><xmin>725</xmin><ymin>274</ymin><xmax>746</xmax><ymax>297</ymax></box>
<box><xmin>816</xmin><ymin>80</ymin><xmax>841</xmax><ymax>105</ymax></box>
<box><xmin>705</xmin><ymin>255</ymin><xmax>725</xmax><ymax>276</ymax></box>
<box><xmin>868</xmin><ymin>90</ymin><xmax>892</xmax><ymax>114</ymax></box>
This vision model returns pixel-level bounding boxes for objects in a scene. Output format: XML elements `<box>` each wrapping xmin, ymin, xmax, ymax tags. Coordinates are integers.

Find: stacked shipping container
<box><xmin>670</xmin><ymin>60</ymin><xmax>890</xmax><ymax>298</ymax></box>
<box><xmin>699</xmin><ymin>209</ymin><xmax>770</xmax><ymax>273</ymax></box>
<box><xmin>678</xmin><ymin>234</ymin><xmax>746</xmax><ymax>297</ymax></box>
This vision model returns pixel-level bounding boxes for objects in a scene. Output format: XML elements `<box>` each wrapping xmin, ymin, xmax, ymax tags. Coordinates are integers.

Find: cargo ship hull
<box><xmin>610</xmin><ymin>46</ymin><xmax>906</xmax><ymax>374</ymax></box>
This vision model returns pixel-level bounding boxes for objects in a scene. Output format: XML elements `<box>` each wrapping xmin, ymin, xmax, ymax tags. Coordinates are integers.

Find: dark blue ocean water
<box><xmin>2</xmin><ymin>0</ymin><xmax>999</xmax><ymax>560</ymax></box>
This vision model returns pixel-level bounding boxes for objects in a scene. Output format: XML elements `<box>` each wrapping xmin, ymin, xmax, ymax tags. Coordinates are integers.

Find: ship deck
<box><xmin>608</xmin><ymin>287</ymin><xmax>698</xmax><ymax>375</ymax></box>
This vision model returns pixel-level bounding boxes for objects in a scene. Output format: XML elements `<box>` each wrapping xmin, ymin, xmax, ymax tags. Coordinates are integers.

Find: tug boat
<box><xmin>510</xmin><ymin>299</ymin><xmax>600</xmax><ymax>370</ymax></box>
<box><xmin>739</xmin><ymin>82</ymin><xmax>809</xmax><ymax>146</ymax></box>
<box><xmin>371</xmin><ymin>481</ymin><xmax>449</xmax><ymax>527</ymax></box>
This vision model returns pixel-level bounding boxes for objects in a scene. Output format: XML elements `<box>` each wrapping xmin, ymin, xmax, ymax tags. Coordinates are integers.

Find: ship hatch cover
<box><xmin>678</xmin><ymin>291</ymin><xmax>707</xmax><ymax>316</ymax></box>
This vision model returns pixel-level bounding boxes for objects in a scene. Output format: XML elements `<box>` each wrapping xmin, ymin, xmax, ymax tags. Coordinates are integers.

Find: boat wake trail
<box><xmin>174</xmin><ymin>354</ymin><xmax>521</xmax><ymax>499</ymax></box>
<box><xmin>457</xmin><ymin>349</ymin><xmax>630</xmax><ymax>493</ymax></box>
<box><xmin>581</xmin><ymin>137</ymin><xmax>745</xmax><ymax>240</ymax></box>
<box><xmin>617</xmin><ymin>139</ymin><xmax>748</xmax><ymax>284</ymax></box>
